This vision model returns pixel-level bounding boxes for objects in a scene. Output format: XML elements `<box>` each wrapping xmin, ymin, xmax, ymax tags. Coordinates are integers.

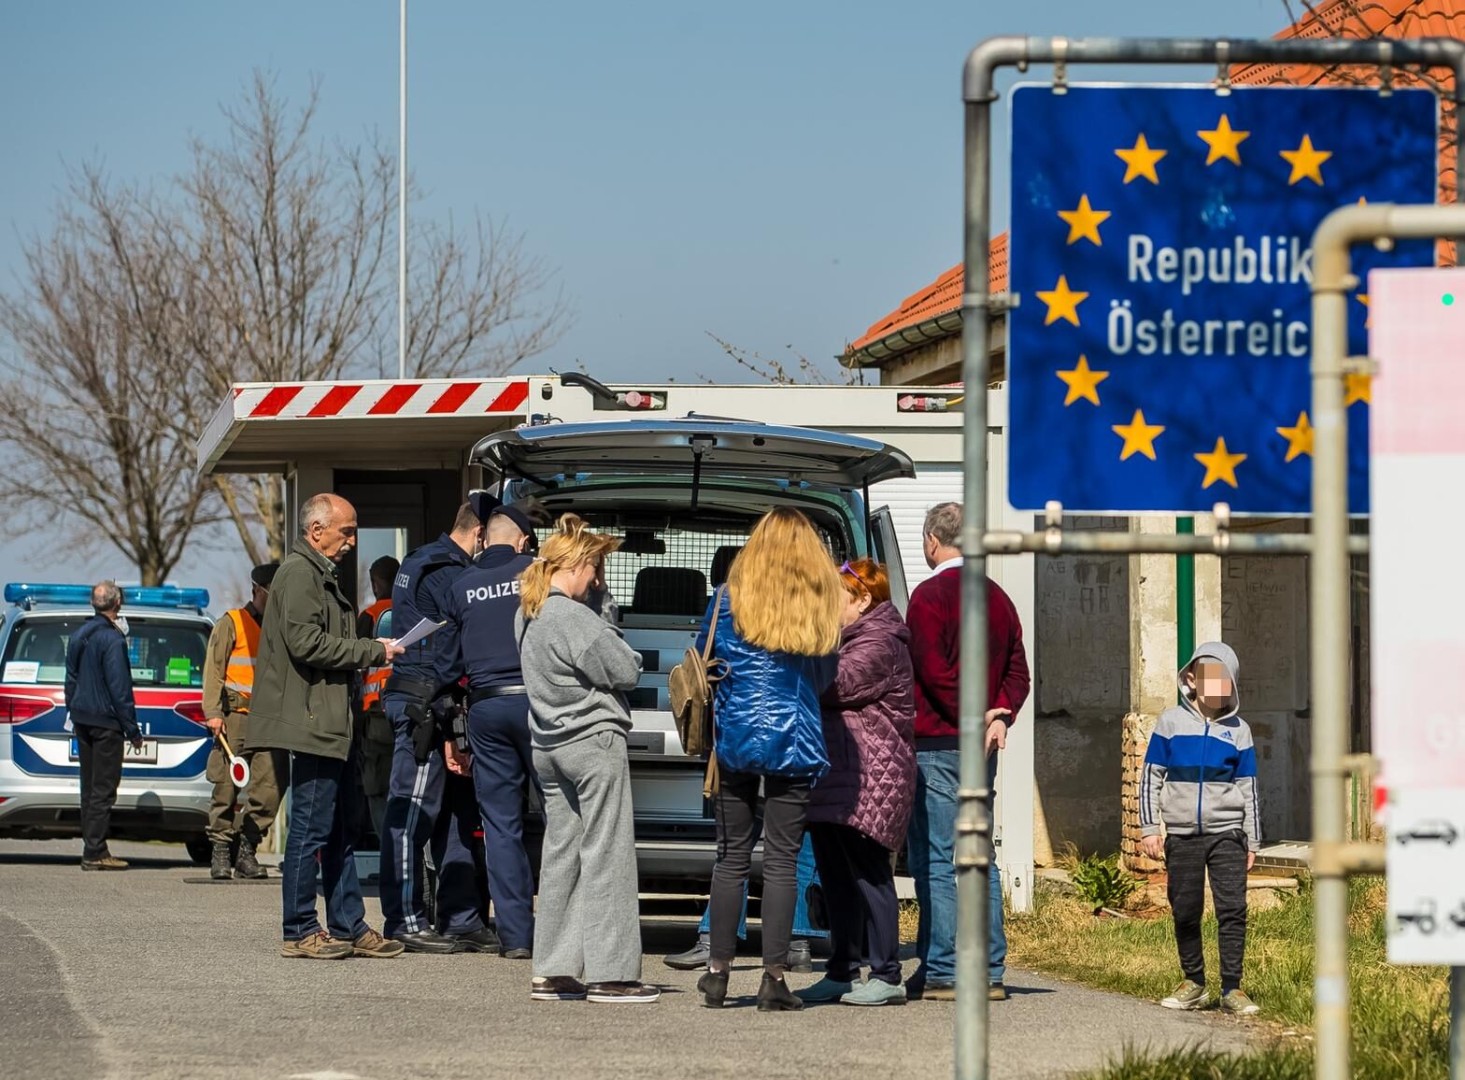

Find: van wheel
<box><xmin>185</xmin><ymin>836</ymin><xmax>212</xmax><ymax>866</ymax></box>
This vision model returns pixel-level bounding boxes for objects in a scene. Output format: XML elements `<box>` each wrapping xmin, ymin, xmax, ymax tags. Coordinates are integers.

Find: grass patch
<box><xmin>1005</xmin><ymin>876</ymin><xmax>1450</xmax><ymax>1080</ymax></box>
<box><xmin>899</xmin><ymin>897</ymin><xmax>919</xmax><ymax>943</ymax></box>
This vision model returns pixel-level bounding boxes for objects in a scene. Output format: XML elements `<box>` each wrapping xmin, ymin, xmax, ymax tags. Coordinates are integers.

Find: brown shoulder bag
<box><xmin>668</xmin><ymin>585</ymin><xmax>729</xmax><ymax>797</ymax></box>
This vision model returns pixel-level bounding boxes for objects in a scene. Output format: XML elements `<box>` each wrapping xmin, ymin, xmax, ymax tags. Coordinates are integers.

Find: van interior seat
<box><xmin>633</xmin><ymin>567</ymin><xmax>709</xmax><ymax>617</ymax></box>
<box><xmin>709</xmin><ymin>545</ymin><xmax>743</xmax><ymax>588</ymax></box>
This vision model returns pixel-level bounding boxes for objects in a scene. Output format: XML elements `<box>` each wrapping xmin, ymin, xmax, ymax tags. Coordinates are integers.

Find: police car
<box><xmin>0</xmin><ymin>583</ymin><xmax>217</xmax><ymax>863</ymax></box>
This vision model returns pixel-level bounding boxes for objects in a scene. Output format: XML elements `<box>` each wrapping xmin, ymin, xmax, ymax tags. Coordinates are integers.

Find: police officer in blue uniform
<box><xmin>441</xmin><ymin>502</ymin><xmax>541</xmax><ymax>959</ymax></box>
<box><xmin>379</xmin><ymin>496</ymin><xmax>498</xmax><ymax>953</ymax></box>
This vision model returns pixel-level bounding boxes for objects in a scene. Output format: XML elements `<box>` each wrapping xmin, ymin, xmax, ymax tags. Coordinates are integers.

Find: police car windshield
<box><xmin>1</xmin><ymin>616</ymin><xmax>210</xmax><ymax>688</ymax></box>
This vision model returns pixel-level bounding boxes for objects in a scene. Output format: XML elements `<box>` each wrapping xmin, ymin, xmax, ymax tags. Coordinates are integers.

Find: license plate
<box><xmin>68</xmin><ymin>738</ymin><xmax>160</xmax><ymax>765</ymax></box>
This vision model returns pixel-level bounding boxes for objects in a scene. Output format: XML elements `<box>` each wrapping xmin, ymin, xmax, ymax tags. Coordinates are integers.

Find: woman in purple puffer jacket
<box><xmin>798</xmin><ymin>558</ymin><xmax>917</xmax><ymax>1008</ymax></box>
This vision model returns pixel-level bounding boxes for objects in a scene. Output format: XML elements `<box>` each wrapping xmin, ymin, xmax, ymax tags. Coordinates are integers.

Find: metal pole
<box><xmin>1176</xmin><ymin>517</ymin><xmax>1195</xmax><ymax>685</ymax></box>
<box><xmin>982</xmin><ymin>530</ymin><xmax>1368</xmax><ymax>557</ymax></box>
<box><xmin>1311</xmin><ymin>202</ymin><xmax>1465</xmax><ymax>1080</ymax></box>
<box><xmin>1308</xmin><ymin>206</ymin><xmax>1357</xmax><ymax>1080</ymax></box>
<box><xmin>398</xmin><ymin>0</ymin><xmax>408</xmax><ymax>381</ymax></box>
<box><xmin>1452</xmin><ymin>967</ymin><xmax>1464</xmax><ymax>1080</ymax></box>
<box><xmin>957</xmin><ymin>36</ymin><xmax>1029</xmax><ymax>1080</ymax></box>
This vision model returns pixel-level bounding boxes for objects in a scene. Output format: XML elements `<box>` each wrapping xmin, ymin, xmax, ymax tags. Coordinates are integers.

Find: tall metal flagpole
<box><xmin>398</xmin><ymin>0</ymin><xmax>408</xmax><ymax>381</ymax></box>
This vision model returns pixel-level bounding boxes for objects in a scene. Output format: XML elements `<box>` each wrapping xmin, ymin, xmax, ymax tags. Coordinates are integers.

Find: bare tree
<box><xmin>703</xmin><ymin>332</ymin><xmax>864</xmax><ymax>386</ymax></box>
<box><xmin>0</xmin><ymin>172</ymin><xmax>224</xmax><ymax>584</ymax></box>
<box><xmin>0</xmin><ymin>72</ymin><xmax>571</xmax><ymax>576</ymax></box>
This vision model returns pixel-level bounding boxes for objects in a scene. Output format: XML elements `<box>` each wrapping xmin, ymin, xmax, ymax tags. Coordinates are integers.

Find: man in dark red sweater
<box><xmin>904</xmin><ymin>502</ymin><xmax>1030</xmax><ymax>1002</ymax></box>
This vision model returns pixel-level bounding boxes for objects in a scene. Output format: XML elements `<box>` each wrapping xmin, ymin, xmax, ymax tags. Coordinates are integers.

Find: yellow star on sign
<box><xmin>1056</xmin><ymin>355</ymin><xmax>1109</xmax><ymax>406</ymax></box>
<box><xmin>1195</xmin><ymin>437</ymin><xmax>1247</xmax><ymax>489</ymax></box>
<box><xmin>1058</xmin><ymin>194</ymin><xmax>1112</xmax><ymax>246</ymax></box>
<box><xmin>1112</xmin><ymin>409</ymin><xmax>1166</xmax><ymax>461</ymax></box>
<box><xmin>1356</xmin><ymin>292</ymin><xmax>1371</xmax><ymax>328</ymax></box>
<box><xmin>1036</xmin><ymin>275</ymin><xmax>1088</xmax><ymax>326</ymax></box>
<box><xmin>1115</xmin><ymin>133</ymin><xmax>1168</xmax><ymax>184</ymax></box>
<box><xmin>1276</xmin><ymin>411</ymin><xmax>1314</xmax><ymax>462</ymax></box>
<box><xmin>1280</xmin><ymin>134</ymin><xmax>1332</xmax><ymax>186</ymax></box>
<box><xmin>1197</xmin><ymin>114</ymin><xmax>1250</xmax><ymax>166</ymax></box>
<box><xmin>1345</xmin><ymin>372</ymin><xmax>1372</xmax><ymax>406</ymax></box>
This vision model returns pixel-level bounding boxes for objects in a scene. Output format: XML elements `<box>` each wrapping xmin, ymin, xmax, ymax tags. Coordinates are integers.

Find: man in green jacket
<box><xmin>249</xmin><ymin>492</ymin><xmax>406</xmax><ymax>960</ymax></box>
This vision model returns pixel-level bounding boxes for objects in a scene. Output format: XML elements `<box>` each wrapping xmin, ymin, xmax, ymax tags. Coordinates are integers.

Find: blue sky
<box><xmin>0</xmin><ymin>0</ymin><xmax>1290</xmax><ymax>599</ymax></box>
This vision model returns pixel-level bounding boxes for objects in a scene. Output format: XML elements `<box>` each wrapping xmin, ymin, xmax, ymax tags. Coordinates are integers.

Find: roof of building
<box><xmin>842</xmin><ymin>0</ymin><xmax>1460</xmax><ymax>369</ymax></box>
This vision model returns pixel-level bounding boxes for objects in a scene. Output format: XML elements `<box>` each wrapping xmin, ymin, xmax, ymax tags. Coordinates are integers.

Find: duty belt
<box><xmin>468</xmin><ymin>684</ymin><xmax>528</xmax><ymax>705</ymax></box>
<box><xmin>383</xmin><ymin>675</ymin><xmax>437</xmax><ymax>703</ymax></box>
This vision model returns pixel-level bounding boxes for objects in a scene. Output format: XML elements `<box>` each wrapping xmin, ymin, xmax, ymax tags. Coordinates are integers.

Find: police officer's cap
<box><xmin>490</xmin><ymin>504</ymin><xmax>540</xmax><ymax>553</ymax></box>
<box><xmin>251</xmin><ymin>562</ymin><xmax>279</xmax><ymax>588</ymax></box>
<box><xmin>467</xmin><ymin>489</ymin><xmax>502</xmax><ymax>524</ymax></box>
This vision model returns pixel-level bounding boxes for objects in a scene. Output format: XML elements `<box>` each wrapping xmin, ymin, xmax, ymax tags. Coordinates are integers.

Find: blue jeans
<box><xmin>281</xmin><ymin>750</ymin><xmax>369</xmax><ymax>942</ymax></box>
<box><xmin>379</xmin><ymin>695</ymin><xmax>484</xmax><ymax>938</ymax></box>
<box><xmin>907</xmin><ymin>749</ymin><xmax>1005</xmax><ymax>986</ymax></box>
<box><xmin>698</xmin><ymin>830</ymin><xmax>826</xmax><ymax>940</ymax></box>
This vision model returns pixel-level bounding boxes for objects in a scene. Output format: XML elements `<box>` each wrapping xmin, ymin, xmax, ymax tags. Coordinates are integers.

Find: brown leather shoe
<box><xmin>352</xmin><ymin>928</ymin><xmax>405</xmax><ymax>959</ymax></box>
<box><xmin>281</xmin><ymin>931</ymin><xmax>352</xmax><ymax>960</ymax></box>
<box><xmin>80</xmin><ymin>855</ymin><xmax>129</xmax><ymax>871</ymax></box>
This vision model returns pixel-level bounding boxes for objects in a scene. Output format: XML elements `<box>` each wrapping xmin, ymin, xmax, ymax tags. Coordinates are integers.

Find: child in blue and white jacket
<box><xmin>1140</xmin><ymin>641</ymin><xmax>1262</xmax><ymax>1017</ymax></box>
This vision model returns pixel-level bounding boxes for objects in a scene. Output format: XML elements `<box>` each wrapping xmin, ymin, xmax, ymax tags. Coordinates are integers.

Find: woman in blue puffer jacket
<box><xmin>695</xmin><ymin>507</ymin><xmax>842</xmax><ymax>1012</ymax></box>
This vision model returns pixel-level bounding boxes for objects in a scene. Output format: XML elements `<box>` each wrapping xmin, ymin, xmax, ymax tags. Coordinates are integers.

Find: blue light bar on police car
<box><xmin>4</xmin><ymin>583</ymin><xmax>210</xmax><ymax>609</ymax></box>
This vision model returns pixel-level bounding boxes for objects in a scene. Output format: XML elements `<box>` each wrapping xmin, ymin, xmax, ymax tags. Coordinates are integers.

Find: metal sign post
<box><xmin>960</xmin><ymin>35</ymin><xmax>1465</xmax><ymax>1080</ymax></box>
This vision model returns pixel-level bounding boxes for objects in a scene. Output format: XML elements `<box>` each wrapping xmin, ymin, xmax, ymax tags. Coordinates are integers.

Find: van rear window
<box><xmin>535</xmin><ymin>513</ymin><xmax>838</xmax><ymax>621</ymax></box>
<box><xmin>1</xmin><ymin>616</ymin><xmax>210</xmax><ymax>688</ymax></box>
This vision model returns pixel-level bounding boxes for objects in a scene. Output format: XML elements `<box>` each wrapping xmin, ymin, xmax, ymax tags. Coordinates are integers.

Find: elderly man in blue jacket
<box><xmin>65</xmin><ymin>581</ymin><xmax>144</xmax><ymax>871</ymax></box>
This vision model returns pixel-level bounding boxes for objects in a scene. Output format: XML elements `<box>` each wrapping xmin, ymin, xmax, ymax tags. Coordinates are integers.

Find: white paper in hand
<box><xmin>391</xmin><ymin>617</ymin><xmax>448</xmax><ymax>650</ymax></box>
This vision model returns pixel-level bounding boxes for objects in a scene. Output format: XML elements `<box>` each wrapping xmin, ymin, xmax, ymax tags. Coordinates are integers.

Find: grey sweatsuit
<box><xmin>517</xmin><ymin>591</ymin><xmax>644</xmax><ymax>984</ymax></box>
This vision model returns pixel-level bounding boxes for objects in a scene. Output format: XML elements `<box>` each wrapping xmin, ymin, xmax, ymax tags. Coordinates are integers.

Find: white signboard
<box><xmin>1370</xmin><ymin>266</ymin><xmax>1465</xmax><ymax>965</ymax></box>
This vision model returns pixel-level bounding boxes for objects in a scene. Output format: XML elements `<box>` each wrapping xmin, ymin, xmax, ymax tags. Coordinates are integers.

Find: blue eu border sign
<box><xmin>1007</xmin><ymin>85</ymin><xmax>1436</xmax><ymax>514</ymax></box>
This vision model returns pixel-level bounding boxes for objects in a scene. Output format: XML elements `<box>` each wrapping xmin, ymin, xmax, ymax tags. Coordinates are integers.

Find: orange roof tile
<box><xmin>846</xmin><ymin>0</ymin><xmax>1460</xmax><ymax>365</ymax></box>
<box><xmin>847</xmin><ymin>236</ymin><xmax>1007</xmax><ymax>354</ymax></box>
<box><xmin>1233</xmin><ymin>0</ymin><xmax>1461</xmax><ymax>211</ymax></box>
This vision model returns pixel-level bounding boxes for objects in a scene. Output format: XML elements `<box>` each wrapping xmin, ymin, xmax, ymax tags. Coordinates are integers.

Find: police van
<box><xmin>0</xmin><ymin>583</ymin><xmax>217</xmax><ymax>863</ymax></box>
<box><xmin>471</xmin><ymin>418</ymin><xmax>916</xmax><ymax>885</ymax></box>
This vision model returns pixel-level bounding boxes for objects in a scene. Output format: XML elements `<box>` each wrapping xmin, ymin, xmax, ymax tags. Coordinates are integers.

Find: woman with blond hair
<box><xmin>695</xmin><ymin>507</ymin><xmax>843</xmax><ymax>1011</ymax></box>
<box><xmin>516</xmin><ymin>514</ymin><xmax>657</xmax><ymax>1005</ymax></box>
<box><xmin>798</xmin><ymin>559</ymin><xmax>916</xmax><ymax>1007</ymax></box>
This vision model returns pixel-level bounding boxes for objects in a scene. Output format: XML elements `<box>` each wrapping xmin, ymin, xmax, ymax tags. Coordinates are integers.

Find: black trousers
<box><xmin>808</xmin><ymin>822</ymin><xmax>902</xmax><ymax>985</ymax></box>
<box><xmin>1166</xmin><ymin>830</ymin><xmax>1249</xmax><ymax>992</ymax></box>
<box><xmin>76</xmin><ymin>724</ymin><xmax>125</xmax><ymax>861</ymax></box>
<box><xmin>709</xmin><ymin>767</ymin><xmax>810</xmax><ymax>969</ymax></box>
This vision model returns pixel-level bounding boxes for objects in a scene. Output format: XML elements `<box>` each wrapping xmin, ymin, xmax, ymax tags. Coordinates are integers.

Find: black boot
<box><xmin>234</xmin><ymin>839</ymin><xmax>267</xmax><ymax>879</ymax></box>
<box><xmin>756</xmin><ymin>972</ymin><xmax>803</xmax><ymax>1012</ymax></box>
<box><xmin>696</xmin><ymin>969</ymin><xmax>728</xmax><ymax>1008</ymax></box>
<box><xmin>209</xmin><ymin>841</ymin><xmax>232</xmax><ymax>880</ymax></box>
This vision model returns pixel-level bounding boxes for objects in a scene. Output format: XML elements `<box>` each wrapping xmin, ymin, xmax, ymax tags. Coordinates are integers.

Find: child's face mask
<box><xmin>1189</xmin><ymin>661</ymin><xmax>1232</xmax><ymax>711</ymax></box>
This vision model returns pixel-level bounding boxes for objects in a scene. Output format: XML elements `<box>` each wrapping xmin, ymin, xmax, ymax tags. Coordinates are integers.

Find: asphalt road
<box><xmin>1</xmin><ymin>839</ymin><xmax>1249</xmax><ymax>1080</ymax></box>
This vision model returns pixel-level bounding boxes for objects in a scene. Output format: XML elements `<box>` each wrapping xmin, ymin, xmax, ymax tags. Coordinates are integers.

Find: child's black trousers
<box><xmin>1165</xmin><ymin>829</ymin><xmax>1249</xmax><ymax>993</ymax></box>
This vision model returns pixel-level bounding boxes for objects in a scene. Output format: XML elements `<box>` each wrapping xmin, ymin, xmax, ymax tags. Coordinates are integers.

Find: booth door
<box><xmin>335</xmin><ymin>469</ymin><xmax>464</xmax><ymax>613</ymax></box>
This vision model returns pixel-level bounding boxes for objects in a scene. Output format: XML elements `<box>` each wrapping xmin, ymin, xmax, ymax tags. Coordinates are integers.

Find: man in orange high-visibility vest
<box><xmin>356</xmin><ymin>556</ymin><xmax>398</xmax><ymax>842</ymax></box>
<box><xmin>201</xmin><ymin>562</ymin><xmax>284</xmax><ymax>880</ymax></box>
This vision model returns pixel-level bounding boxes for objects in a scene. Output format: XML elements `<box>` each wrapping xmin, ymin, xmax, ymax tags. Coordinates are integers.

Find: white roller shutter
<box><xmin>870</xmin><ymin>464</ymin><xmax>965</xmax><ymax>589</ymax></box>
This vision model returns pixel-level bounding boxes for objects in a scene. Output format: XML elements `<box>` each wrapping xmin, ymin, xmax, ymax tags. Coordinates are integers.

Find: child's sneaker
<box><xmin>1159</xmin><ymin>979</ymin><xmax>1209</xmax><ymax>1010</ymax></box>
<box><xmin>1220</xmin><ymin>989</ymin><xmax>1260</xmax><ymax>1016</ymax></box>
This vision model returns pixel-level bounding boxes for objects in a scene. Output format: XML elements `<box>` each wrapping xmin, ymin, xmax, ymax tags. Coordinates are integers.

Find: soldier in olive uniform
<box><xmin>201</xmin><ymin>562</ymin><xmax>284</xmax><ymax>879</ymax></box>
